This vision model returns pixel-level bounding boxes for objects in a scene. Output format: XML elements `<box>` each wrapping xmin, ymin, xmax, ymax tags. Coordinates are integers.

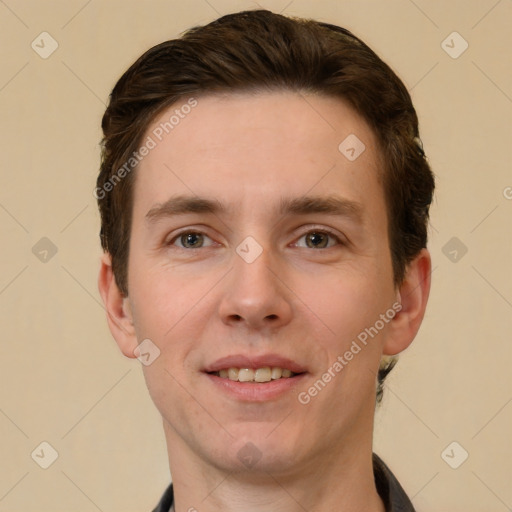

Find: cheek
<box><xmin>300</xmin><ymin>266</ymin><xmax>390</xmax><ymax>338</ymax></box>
<box><xmin>128</xmin><ymin>251</ymin><xmax>195</xmax><ymax>326</ymax></box>
<box><xmin>128</xmin><ymin>260</ymin><xmax>220</xmax><ymax>365</ymax></box>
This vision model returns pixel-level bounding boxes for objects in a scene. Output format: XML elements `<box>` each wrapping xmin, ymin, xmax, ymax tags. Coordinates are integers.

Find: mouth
<box><xmin>203</xmin><ymin>355</ymin><xmax>308</xmax><ymax>401</ymax></box>
<box><xmin>208</xmin><ymin>366</ymin><xmax>302</xmax><ymax>382</ymax></box>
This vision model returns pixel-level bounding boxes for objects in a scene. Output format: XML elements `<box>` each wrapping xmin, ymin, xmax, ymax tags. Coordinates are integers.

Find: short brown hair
<box><xmin>96</xmin><ymin>9</ymin><xmax>434</xmax><ymax>401</ymax></box>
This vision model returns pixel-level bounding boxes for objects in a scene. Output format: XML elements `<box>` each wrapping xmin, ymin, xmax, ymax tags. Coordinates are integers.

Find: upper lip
<box><xmin>203</xmin><ymin>354</ymin><xmax>307</xmax><ymax>374</ymax></box>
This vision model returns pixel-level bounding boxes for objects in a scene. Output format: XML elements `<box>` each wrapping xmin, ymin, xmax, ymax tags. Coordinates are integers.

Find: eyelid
<box><xmin>291</xmin><ymin>225</ymin><xmax>347</xmax><ymax>248</ymax></box>
<box><xmin>165</xmin><ymin>227</ymin><xmax>217</xmax><ymax>248</ymax></box>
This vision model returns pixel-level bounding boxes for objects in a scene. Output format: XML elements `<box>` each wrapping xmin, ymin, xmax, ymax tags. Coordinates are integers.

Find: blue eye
<box><xmin>166</xmin><ymin>229</ymin><xmax>342</xmax><ymax>250</ymax></box>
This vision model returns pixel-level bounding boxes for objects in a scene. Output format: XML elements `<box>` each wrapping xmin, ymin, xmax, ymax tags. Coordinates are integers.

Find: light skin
<box><xmin>98</xmin><ymin>91</ymin><xmax>431</xmax><ymax>512</ymax></box>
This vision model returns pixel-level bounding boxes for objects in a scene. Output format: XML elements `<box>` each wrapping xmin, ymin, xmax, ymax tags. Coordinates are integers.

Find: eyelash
<box><xmin>165</xmin><ymin>227</ymin><xmax>344</xmax><ymax>250</ymax></box>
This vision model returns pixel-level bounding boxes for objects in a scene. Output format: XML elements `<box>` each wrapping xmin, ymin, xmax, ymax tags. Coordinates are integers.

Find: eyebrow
<box><xmin>144</xmin><ymin>194</ymin><xmax>364</xmax><ymax>225</ymax></box>
<box><xmin>280</xmin><ymin>195</ymin><xmax>363</xmax><ymax>223</ymax></box>
<box><xmin>145</xmin><ymin>195</ymin><xmax>225</xmax><ymax>224</ymax></box>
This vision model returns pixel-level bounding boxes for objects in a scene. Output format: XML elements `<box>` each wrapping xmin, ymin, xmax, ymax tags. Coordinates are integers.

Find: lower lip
<box><xmin>204</xmin><ymin>373</ymin><xmax>308</xmax><ymax>402</ymax></box>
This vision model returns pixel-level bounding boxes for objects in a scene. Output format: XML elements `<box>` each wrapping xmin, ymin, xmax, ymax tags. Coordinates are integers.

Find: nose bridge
<box><xmin>218</xmin><ymin>240</ymin><xmax>292</xmax><ymax>328</ymax></box>
<box><xmin>233</xmin><ymin>237</ymin><xmax>275</xmax><ymax>292</ymax></box>
<box><xmin>232</xmin><ymin>241</ymin><xmax>278</xmax><ymax>303</ymax></box>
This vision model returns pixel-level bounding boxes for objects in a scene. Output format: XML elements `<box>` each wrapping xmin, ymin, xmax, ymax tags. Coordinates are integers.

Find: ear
<box><xmin>97</xmin><ymin>252</ymin><xmax>138</xmax><ymax>358</ymax></box>
<box><xmin>383</xmin><ymin>248</ymin><xmax>431</xmax><ymax>355</ymax></box>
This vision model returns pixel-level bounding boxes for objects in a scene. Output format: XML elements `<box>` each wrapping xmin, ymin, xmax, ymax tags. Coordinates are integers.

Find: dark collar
<box><xmin>372</xmin><ymin>453</ymin><xmax>416</xmax><ymax>512</ymax></box>
<box><xmin>152</xmin><ymin>453</ymin><xmax>416</xmax><ymax>512</ymax></box>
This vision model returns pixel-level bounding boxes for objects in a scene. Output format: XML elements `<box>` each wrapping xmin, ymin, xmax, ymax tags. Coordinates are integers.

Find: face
<box><xmin>115</xmin><ymin>91</ymin><xmax>406</xmax><ymax>476</ymax></box>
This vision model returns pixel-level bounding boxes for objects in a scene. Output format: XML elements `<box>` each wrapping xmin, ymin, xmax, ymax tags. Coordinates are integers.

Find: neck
<box><xmin>164</xmin><ymin>423</ymin><xmax>385</xmax><ymax>512</ymax></box>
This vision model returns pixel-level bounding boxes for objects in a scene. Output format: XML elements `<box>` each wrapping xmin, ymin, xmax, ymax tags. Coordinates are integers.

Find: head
<box><xmin>97</xmin><ymin>10</ymin><xmax>433</xmax><ymax>476</ymax></box>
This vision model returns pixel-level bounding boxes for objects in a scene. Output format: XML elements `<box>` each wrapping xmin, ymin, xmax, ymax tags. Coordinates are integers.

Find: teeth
<box><xmin>255</xmin><ymin>367</ymin><xmax>271</xmax><ymax>382</ymax></box>
<box><xmin>271</xmin><ymin>367</ymin><xmax>282</xmax><ymax>379</ymax></box>
<box><xmin>238</xmin><ymin>368</ymin><xmax>254</xmax><ymax>382</ymax></box>
<box><xmin>214</xmin><ymin>366</ymin><xmax>297</xmax><ymax>382</ymax></box>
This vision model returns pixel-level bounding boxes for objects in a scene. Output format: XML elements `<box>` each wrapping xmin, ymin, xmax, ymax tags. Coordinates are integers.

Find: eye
<box><xmin>168</xmin><ymin>231</ymin><xmax>215</xmax><ymax>249</ymax></box>
<box><xmin>294</xmin><ymin>230</ymin><xmax>341</xmax><ymax>249</ymax></box>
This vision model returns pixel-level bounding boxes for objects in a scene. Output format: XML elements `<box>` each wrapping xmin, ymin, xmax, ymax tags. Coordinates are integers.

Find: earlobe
<box><xmin>97</xmin><ymin>252</ymin><xmax>138</xmax><ymax>358</ymax></box>
<box><xmin>383</xmin><ymin>248</ymin><xmax>431</xmax><ymax>355</ymax></box>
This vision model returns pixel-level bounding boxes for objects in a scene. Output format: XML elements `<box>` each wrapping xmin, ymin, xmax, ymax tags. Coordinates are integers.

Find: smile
<box><xmin>210</xmin><ymin>367</ymin><xmax>298</xmax><ymax>382</ymax></box>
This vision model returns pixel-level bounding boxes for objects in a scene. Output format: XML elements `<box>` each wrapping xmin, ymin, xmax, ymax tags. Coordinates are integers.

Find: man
<box><xmin>96</xmin><ymin>9</ymin><xmax>434</xmax><ymax>512</ymax></box>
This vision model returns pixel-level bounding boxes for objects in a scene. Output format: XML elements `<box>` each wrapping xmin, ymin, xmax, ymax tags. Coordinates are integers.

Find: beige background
<box><xmin>1</xmin><ymin>0</ymin><xmax>511</xmax><ymax>510</ymax></box>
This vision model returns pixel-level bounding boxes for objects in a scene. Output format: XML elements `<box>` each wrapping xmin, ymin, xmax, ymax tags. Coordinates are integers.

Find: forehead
<box><xmin>132</xmin><ymin>91</ymin><xmax>385</xmax><ymax>222</ymax></box>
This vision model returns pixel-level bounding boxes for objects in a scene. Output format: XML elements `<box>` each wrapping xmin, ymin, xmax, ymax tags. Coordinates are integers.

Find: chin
<box><xmin>205</xmin><ymin>432</ymin><xmax>304</xmax><ymax>476</ymax></box>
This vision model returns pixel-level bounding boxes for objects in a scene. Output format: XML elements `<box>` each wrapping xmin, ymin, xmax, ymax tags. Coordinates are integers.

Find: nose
<box><xmin>217</xmin><ymin>245</ymin><xmax>293</xmax><ymax>332</ymax></box>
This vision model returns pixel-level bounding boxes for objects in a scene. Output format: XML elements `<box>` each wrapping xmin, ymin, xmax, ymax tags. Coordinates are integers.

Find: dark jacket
<box><xmin>152</xmin><ymin>453</ymin><xmax>416</xmax><ymax>512</ymax></box>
